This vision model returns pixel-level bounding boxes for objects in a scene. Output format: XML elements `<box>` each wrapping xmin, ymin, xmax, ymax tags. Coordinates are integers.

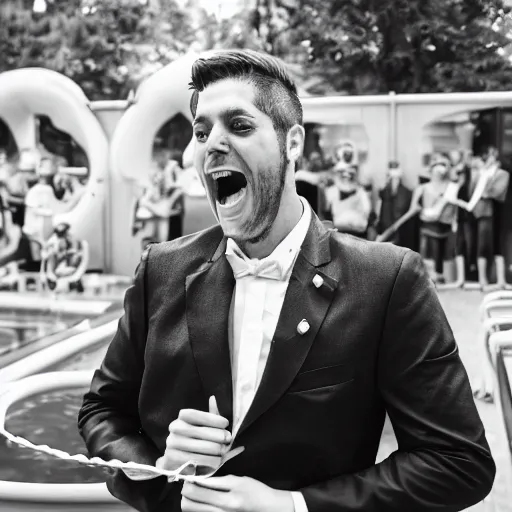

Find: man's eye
<box><xmin>195</xmin><ymin>130</ymin><xmax>208</xmax><ymax>142</ymax></box>
<box><xmin>232</xmin><ymin>121</ymin><xmax>251</xmax><ymax>132</ymax></box>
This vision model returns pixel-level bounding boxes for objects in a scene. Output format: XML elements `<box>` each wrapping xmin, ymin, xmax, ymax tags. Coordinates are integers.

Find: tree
<box><xmin>0</xmin><ymin>0</ymin><xmax>195</xmax><ymax>100</ymax></box>
<box><xmin>275</xmin><ymin>0</ymin><xmax>512</xmax><ymax>94</ymax></box>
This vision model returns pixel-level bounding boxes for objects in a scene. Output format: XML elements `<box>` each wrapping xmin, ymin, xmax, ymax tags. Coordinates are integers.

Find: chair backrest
<box><xmin>496</xmin><ymin>346</ymin><xmax>512</xmax><ymax>454</ymax></box>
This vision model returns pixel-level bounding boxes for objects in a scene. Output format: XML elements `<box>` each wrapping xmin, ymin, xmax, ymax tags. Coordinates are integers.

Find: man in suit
<box><xmin>78</xmin><ymin>50</ymin><xmax>495</xmax><ymax>512</ymax></box>
<box><xmin>376</xmin><ymin>161</ymin><xmax>414</xmax><ymax>248</ymax></box>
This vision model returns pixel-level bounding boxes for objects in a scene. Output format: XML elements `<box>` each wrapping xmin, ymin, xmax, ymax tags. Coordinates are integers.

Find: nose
<box><xmin>206</xmin><ymin>124</ymin><xmax>230</xmax><ymax>156</ymax></box>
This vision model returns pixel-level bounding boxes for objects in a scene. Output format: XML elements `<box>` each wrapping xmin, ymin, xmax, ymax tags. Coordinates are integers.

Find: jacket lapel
<box><xmin>235</xmin><ymin>216</ymin><xmax>340</xmax><ymax>439</ymax></box>
<box><xmin>185</xmin><ymin>236</ymin><xmax>235</xmax><ymax>427</ymax></box>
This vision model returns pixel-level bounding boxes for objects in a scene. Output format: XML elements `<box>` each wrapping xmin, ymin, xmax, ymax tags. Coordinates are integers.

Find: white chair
<box><xmin>473</xmin><ymin>293</ymin><xmax>512</xmax><ymax>402</ymax></box>
<box><xmin>481</xmin><ymin>290</ymin><xmax>512</xmax><ymax>310</ymax></box>
<box><xmin>488</xmin><ymin>330</ymin><xmax>512</xmax><ymax>458</ymax></box>
<box><xmin>481</xmin><ymin>299</ymin><xmax>512</xmax><ymax>320</ymax></box>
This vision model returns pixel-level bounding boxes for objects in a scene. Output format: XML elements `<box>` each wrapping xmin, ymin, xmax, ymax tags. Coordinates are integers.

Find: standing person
<box><xmin>307</xmin><ymin>151</ymin><xmax>324</xmax><ymax>173</ymax></box>
<box><xmin>376</xmin><ymin>160</ymin><xmax>413</xmax><ymax>248</ymax></box>
<box><xmin>455</xmin><ymin>148</ymin><xmax>510</xmax><ymax>289</ymax></box>
<box><xmin>23</xmin><ymin>157</ymin><xmax>61</xmax><ymax>243</ymax></box>
<box><xmin>0</xmin><ymin>148</ymin><xmax>12</xmax><ymax>201</ymax></box>
<box><xmin>409</xmin><ymin>154</ymin><xmax>458</xmax><ymax>283</ymax></box>
<box><xmin>449</xmin><ymin>149</ymin><xmax>473</xmax><ymax>287</ymax></box>
<box><xmin>166</xmin><ymin>150</ymin><xmax>185</xmax><ymax>241</ymax></box>
<box><xmin>79</xmin><ymin>49</ymin><xmax>494</xmax><ymax>512</ymax></box>
<box><xmin>6</xmin><ymin>148</ymin><xmax>37</xmax><ymax>227</ymax></box>
<box><xmin>323</xmin><ymin>164</ymin><xmax>372</xmax><ymax>238</ymax></box>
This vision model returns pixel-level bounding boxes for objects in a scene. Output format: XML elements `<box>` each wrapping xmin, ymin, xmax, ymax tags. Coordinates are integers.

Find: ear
<box><xmin>286</xmin><ymin>124</ymin><xmax>305</xmax><ymax>165</ymax></box>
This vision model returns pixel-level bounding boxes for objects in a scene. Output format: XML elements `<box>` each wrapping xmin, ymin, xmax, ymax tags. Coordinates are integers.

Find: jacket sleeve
<box><xmin>299</xmin><ymin>250</ymin><xmax>496</xmax><ymax>512</ymax></box>
<box><xmin>78</xmin><ymin>245</ymin><xmax>174</xmax><ymax>511</ymax></box>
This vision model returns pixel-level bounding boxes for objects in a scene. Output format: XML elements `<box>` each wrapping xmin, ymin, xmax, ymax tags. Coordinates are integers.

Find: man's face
<box><xmin>336</xmin><ymin>146</ymin><xmax>354</xmax><ymax>164</ymax></box>
<box><xmin>486</xmin><ymin>148</ymin><xmax>498</xmax><ymax>163</ymax></box>
<box><xmin>388</xmin><ymin>166</ymin><xmax>402</xmax><ymax>180</ymax></box>
<box><xmin>309</xmin><ymin>152</ymin><xmax>322</xmax><ymax>171</ymax></box>
<box><xmin>154</xmin><ymin>150</ymin><xmax>168</xmax><ymax>169</ymax></box>
<box><xmin>336</xmin><ymin>166</ymin><xmax>358</xmax><ymax>191</ymax></box>
<box><xmin>193</xmin><ymin>79</ymin><xmax>286</xmax><ymax>244</ymax></box>
<box><xmin>449</xmin><ymin>150</ymin><xmax>462</xmax><ymax>165</ymax></box>
<box><xmin>471</xmin><ymin>157</ymin><xmax>484</xmax><ymax>171</ymax></box>
<box><xmin>431</xmin><ymin>163</ymin><xmax>449</xmax><ymax>179</ymax></box>
<box><xmin>37</xmin><ymin>159</ymin><xmax>54</xmax><ymax>178</ymax></box>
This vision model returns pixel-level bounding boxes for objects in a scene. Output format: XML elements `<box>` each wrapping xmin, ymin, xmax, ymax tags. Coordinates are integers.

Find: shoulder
<box><xmin>144</xmin><ymin>224</ymin><xmax>224</xmax><ymax>273</ymax></box>
<box><xmin>330</xmin><ymin>233</ymin><xmax>420</xmax><ymax>284</ymax></box>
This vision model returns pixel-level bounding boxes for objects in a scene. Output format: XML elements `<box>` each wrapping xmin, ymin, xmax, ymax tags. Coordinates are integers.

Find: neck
<box><xmin>243</xmin><ymin>188</ymin><xmax>304</xmax><ymax>260</ymax></box>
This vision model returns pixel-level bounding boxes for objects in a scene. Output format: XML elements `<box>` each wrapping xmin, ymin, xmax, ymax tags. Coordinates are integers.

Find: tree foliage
<box><xmin>275</xmin><ymin>0</ymin><xmax>512</xmax><ymax>94</ymax></box>
<box><xmin>1</xmin><ymin>0</ymin><xmax>512</xmax><ymax>97</ymax></box>
<box><xmin>0</xmin><ymin>0</ymin><xmax>195</xmax><ymax>100</ymax></box>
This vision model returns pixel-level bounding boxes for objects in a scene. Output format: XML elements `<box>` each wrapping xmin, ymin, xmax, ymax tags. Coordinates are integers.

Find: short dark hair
<box><xmin>189</xmin><ymin>50</ymin><xmax>303</xmax><ymax>144</ymax></box>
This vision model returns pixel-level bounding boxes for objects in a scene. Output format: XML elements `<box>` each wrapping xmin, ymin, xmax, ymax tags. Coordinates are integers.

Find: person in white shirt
<box><xmin>79</xmin><ymin>49</ymin><xmax>494</xmax><ymax>512</ymax></box>
<box><xmin>323</xmin><ymin>164</ymin><xmax>371</xmax><ymax>237</ymax></box>
<box><xmin>23</xmin><ymin>157</ymin><xmax>63</xmax><ymax>243</ymax></box>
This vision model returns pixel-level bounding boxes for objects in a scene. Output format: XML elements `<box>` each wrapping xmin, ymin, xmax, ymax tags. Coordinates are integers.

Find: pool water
<box><xmin>1</xmin><ymin>388</ymin><xmax>108</xmax><ymax>483</ymax></box>
<box><xmin>0</xmin><ymin>336</ymin><xmax>112</xmax><ymax>484</ymax></box>
<box><xmin>0</xmin><ymin>308</ymin><xmax>92</xmax><ymax>359</ymax></box>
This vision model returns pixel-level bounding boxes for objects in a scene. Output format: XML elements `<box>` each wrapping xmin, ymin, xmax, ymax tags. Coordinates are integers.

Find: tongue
<box><xmin>222</xmin><ymin>186</ymin><xmax>246</xmax><ymax>206</ymax></box>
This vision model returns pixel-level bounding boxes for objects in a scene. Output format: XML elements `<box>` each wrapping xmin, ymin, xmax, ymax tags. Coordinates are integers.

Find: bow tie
<box><xmin>226</xmin><ymin>244</ymin><xmax>284</xmax><ymax>281</ymax></box>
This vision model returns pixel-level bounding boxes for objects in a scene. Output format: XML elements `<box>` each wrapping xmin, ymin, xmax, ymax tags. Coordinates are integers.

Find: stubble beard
<box><xmin>234</xmin><ymin>152</ymin><xmax>288</xmax><ymax>250</ymax></box>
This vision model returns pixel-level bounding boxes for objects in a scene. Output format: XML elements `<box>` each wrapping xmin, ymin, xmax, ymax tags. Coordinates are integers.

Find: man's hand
<box><xmin>181</xmin><ymin>475</ymin><xmax>295</xmax><ymax>512</ymax></box>
<box><xmin>156</xmin><ymin>396</ymin><xmax>232</xmax><ymax>474</ymax></box>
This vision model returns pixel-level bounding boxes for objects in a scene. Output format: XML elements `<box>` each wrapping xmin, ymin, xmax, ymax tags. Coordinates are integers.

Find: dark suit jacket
<box><xmin>378</xmin><ymin>183</ymin><xmax>415</xmax><ymax>249</ymax></box>
<box><xmin>378</xmin><ymin>183</ymin><xmax>412</xmax><ymax>232</ymax></box>
<box><xmin>78</xmin><ymin>214</ymin><xmax>495</xmax><ymax>512</ymax></box>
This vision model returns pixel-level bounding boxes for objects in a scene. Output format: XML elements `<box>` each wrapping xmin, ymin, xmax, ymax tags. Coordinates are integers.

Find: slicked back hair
<box><xmin>189</xmin><ymin>50</ymin><xmax>303</xmax><ymax>147</ymax></box>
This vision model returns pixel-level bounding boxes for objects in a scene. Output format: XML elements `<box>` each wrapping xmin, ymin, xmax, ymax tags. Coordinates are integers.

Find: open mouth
<box><xmin>211</xmin><ymin>170</ymin><xmax>248</xmax><ymax>207</ymax></box>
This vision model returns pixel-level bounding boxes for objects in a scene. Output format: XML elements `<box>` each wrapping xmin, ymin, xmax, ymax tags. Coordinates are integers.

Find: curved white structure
<box><xmin>0</xmin><ymin>68</ymin><xmax>109</xmax><ymax>268</ymax></box>
<box><xmin>0</xmin><ymin>291</ymin><xmax>111</xmax><ymax>315</ymax></box>
<box><xmin>108</xmin><ymin>51</ymin><xmax>218</xmax><ymax>274</ymax></box>
<box><xmin>0</xmin><ymin>318</ymin><xmax>118</xmax><ymax>385</ymax></box>
<box><xmin>110</xmin><ymin>50</ymin><xmax>215</xmax><ymax>182</ymax></box>
<box><xmin>0</xmin><ymin>371</ymin><xmax>130</xmax><ymax>511</ymax></box>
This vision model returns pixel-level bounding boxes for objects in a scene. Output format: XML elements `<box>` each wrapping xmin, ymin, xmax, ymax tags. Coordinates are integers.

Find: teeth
<box><xmin>211</xmin><ymin>170</ymin><xmax>233</xmax><ymax>180</ymax></box>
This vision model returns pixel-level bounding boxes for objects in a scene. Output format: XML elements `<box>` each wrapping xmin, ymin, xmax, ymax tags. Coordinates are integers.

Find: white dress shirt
<box><xmin>225</xmin><ymin>196</ymin><xmax>311</xmax><ymax>512</ymax></box>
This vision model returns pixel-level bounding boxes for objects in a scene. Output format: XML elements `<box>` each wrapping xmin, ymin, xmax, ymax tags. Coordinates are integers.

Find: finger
<box><xmin>190</xmin><ymin>475</ymin><xmax>238</xmax><ymax>491</ymax></box>
<box><xmin>168</xmin><ymin>435</ymin><xmax>226</xmax><ymax>456</ymax></box>
<box><xmin>159</xmin><ymin>450</ymin><xmax>223</xmax><ymax>472</ymax></box>
<box><xmin>182</xmin><ymin>482</ymin><xmax>229</xmax><ymax>506</ymax></box>
<box><xmin>209</xmin><ymin>395</ymin><xmax>220</xmax><ymax>416</ymax></box>
<box><xmin>181</xmin><ymin>495</ymin><xmax>223</xmax><ymax>512</ymax></box>
<box><xmin>170</xmin><ymin>420</ymin><xmax>231</xmax><ymax>444</ymax></box>
<box><xmin>179</xmin><ymin>409</ymin><xmax>229</xmax><ymax>429</ymax></box>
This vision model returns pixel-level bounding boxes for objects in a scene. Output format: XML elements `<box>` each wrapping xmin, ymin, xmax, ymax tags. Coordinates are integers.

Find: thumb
<box><xmin>209</xmin><ymin>395</ymin><xmax>220</xmax><ymax>416</ymax></box>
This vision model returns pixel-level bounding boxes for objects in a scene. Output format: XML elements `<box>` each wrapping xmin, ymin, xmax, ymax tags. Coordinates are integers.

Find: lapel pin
<box><xmin>297</xmin><ymin>319</ymin><xmax>310</xmax><ymax>335</ymax></box>
<box><xmin>312</xmin><ymin>274</ymin><xmax>324</xmax><ymax>288</ymax></box>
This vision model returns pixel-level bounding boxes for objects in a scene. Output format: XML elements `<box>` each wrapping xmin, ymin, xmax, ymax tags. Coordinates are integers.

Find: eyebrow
<box><xmin>193</xmin><ymin>107</ymin><xmax>255</xmax><ymax>127</ymax></box>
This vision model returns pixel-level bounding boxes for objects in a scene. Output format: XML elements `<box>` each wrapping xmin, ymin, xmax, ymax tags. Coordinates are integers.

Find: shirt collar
<box><xmin>226</xmin><ymin>196</ymin><xmax>311</xmax><ymax>279</ymax></box>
